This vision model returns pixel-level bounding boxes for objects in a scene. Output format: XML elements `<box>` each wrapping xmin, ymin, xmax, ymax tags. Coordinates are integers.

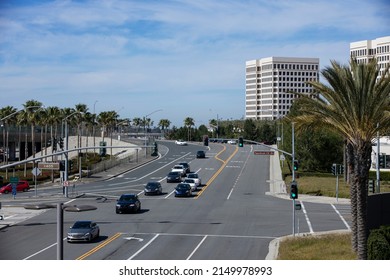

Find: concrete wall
<box><xmin>368</xmin><ymin>193</ymin><xmax>390</xmax><ymax>230</ymax></box>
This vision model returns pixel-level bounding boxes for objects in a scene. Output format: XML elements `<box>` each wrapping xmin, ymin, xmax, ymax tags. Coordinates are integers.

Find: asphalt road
<box><xmin>0</xmin><ymin>141</ymin><xmax>351</xmax><ymax>260</ymax></box>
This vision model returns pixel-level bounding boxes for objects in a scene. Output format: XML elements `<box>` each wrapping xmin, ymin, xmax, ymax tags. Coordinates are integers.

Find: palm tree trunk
<box><xmin>348</xmin><ymin>141</ymin><xmax>371</xmax><ymax>260</ymax></box>
<box><xmin>346</xmin><ymin>142</ymin><xmax>358</xmax><ymax>251</ymax></box>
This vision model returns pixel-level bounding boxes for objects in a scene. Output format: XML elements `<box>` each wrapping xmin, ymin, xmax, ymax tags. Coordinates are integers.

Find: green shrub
<box><xmin>368</xmin><ymin>225</ymin><xmax>390</xmax><ymax>260</ymax></box>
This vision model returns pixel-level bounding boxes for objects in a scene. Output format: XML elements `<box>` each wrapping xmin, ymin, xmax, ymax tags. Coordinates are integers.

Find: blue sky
<box><xmin>1</xmin><ymin>0</ymin><xmax>389</xmax><ymax>127</ymax></box>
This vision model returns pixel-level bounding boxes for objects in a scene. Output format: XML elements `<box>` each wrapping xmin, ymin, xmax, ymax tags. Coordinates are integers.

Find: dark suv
<box><xmin>178</xmin><ymin>162</ymin><xmax>190</xmax><ymax>174</ymax></box>
<box><xmin>116</xmin><ymin>194</ymin><xmax>141</xmax><ymax>214</ymax></box>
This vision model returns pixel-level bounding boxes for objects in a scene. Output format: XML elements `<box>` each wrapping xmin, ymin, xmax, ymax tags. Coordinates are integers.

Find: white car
<box><xmin>175</xmin><ymin>139</ymin><xmax>187</xmax><ymax>146</ymax></box>
<box><xmin>182</xmin><ymin>178</ymin><xmax>197</xmax><ymax>191</ymax></box>
<box><xmin>171</xmin><ymin>164</ymin><xmax>186</xmax><ymax>176</ymax></box>
<box><xmin>228</xmin><ymin>139</ymin><xmax>237</xmax><ymax>145</ymax></box>
<box><xmin>186</xmin><ymin>173</ymin><xmax>201</xmax><ymax>187</ymax></box>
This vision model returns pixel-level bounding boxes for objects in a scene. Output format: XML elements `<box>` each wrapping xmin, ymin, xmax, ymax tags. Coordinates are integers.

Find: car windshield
<box><xmin>169</xmin><ymin>172</ymin><xmax>179</xmax><ymax>176</ymax></box>
<box><xmin>184</xmin><ymin>179</ymin><xmax>194</xmax><ymax>183</ymax></box>
<box><xmin>188</xmin><ymin>174</ymin><xmax>198</xmax><ymax>178</ymax></box>
<box><xmin>147</xmin><ymin>182</ymin><xmax>159</xmax><ymax>187</ymax></box>
<box><xmin>72</xmin><ymin>221</ymin><xmax>91</xmax><ymax>229</ymax></box>
<box><xmin>176</xmin><ymin>184</ymin><xmax>189</xmax><ymax>190</ymax></box>
<box><xmin>119</xmin><ymin>195</ymin><xmax>137</xmax><ymax>201</ymax></box>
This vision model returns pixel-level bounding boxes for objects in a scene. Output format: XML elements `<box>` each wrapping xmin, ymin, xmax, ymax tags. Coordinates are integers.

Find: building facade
<box><xmin>350</xmin><ymin>36</ymin><xmax>390</xmax><ymax>78</ymax></box>
<box><xmin>245</xmin><ymin>57</ymin><xmax>319</xmax><ymax>120</ymax></box>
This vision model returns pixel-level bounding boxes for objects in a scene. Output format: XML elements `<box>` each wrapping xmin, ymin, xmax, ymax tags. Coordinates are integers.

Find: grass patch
<box><xmin>277</xmin><ymin>232</ymin><xmax>358</xmax><ymax>260</ymax></box>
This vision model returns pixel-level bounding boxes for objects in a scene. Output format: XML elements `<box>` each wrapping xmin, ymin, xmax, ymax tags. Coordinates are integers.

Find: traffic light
<box><xmin>331</xmin><ymin>163</ymin><xmax>337</xmax><ymax>175</ymax></box>
<box><xmin>293</xmin><ymin>160</ymin><xmax>299</xmax><ymax>171</ymax></box>
<box><xmin>290</xmin><ymin>182</ymin><xmax>298</xmax><ymax>199</ymax></box>
<box><xmin>99</xmin><ymin>141</ymin><xmax>106</xmax><ymax>157</ymax></box>
<box><xmin>238</xmin><ymin>137</ymin><xmax>244</xmax><ymax>147</ymax></box>
<box><xmin>339</xmin><ymin>164</ymin><xmax>344</xmax><ymax>175</ymax></box>
<box><xmin>59</xmin><ymin>160</ymin><xmax>65</xmax><ymax>171</ymax></box>
<box><xmin>53</xmin><ymin>137</ymin><xmax>57</xmax><ymax>151</ymax></box>
<box><xmin>59</xmin><ymin>137</ymin><xmax>64</xmax><ymax>149</ymax></box>
<box><xmin>203</xmin><ymin>135</ymin><xmax>209</xmax><ymax>146</ymax></box>
<box><xmin>379</xmin><ymin>154</ymin><xmax>386</xmax><ymax>168</ymax></box>
<box><xmin>151</xmin><ymin>142</ymin><xmax>158</xmax><ymax>156</ymax></box>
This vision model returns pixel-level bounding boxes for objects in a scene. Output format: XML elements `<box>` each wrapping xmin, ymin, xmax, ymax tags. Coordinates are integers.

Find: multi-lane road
<box><xmin>0</xmin><ymin>140</ymin><xmax>351</xmax><ymax>260</ymax></box>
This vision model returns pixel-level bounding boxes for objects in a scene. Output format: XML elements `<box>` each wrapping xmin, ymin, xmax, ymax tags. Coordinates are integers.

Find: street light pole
<box><xmin>143</xmin><ymin>109</ymin><xmax>162</xmax><ymax>157</ymax></box>
<box><xmin>63</xmin><ymin>111</ymin><xmax>83</xmax><ymax>197</ymax></box>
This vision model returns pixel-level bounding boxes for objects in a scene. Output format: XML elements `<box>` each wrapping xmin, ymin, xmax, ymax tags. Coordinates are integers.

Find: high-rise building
<box><xmin>350</xmin><ymin>36</ymin><xmax>390</xmax><ymax>78</ymax></box>
<box><xmin>245</xmin><ymin>57</ymin><xmax>319</xmax><ymax>120</ymax></box>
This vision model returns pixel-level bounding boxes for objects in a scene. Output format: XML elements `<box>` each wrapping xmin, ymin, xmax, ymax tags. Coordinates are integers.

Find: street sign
<box><xmin>32</xmin><ymin>167</ymin><xmax>41</xmax><ymax>176</ymax></box>
<box><xmin>254</xmin><ymin>151</ymin><xmax>274</xmax><ymax>155</ymax></box>
<box><xmin>10</xmin><ymin>176</ymin><xmax>19</xmax><ymax>183</ymax></box>
<box><xmin>38</xmin><ymin>162</ymin><xmax>60</xmax><ymax>170</ymax></box>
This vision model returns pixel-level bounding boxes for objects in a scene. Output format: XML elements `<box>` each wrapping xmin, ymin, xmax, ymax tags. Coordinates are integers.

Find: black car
<box><xmin>178</xmin><ymin>162</ymin><xmax>190</xmax><ymax>173</ymax></box>
<box><xmin>196</xmin><ymin>150</ymin><xmax>206</xmax><ymax>158</ymax></box>
<box><xmin>174</xmin><ymin>183</ymin><xmax>192</xmax><ymax>197</ymax></box>
<box><xmin>67</xmin><ymin>221</ymin><xmax>100</xmax><ymax>242</ymax></box>
<box><xmin>116</xmin><ymin>194</ymin><xmax>141</xmax><ymax>214</ymax></box>
<box><xmin>144</xmin><ymin>181</ymin><xmax>162</xmax><ymax>195</ymax></box>
<box><xmin>167</xmin><ymin>171</ymin><xmax>182</xmax><ymax>183</ymax></box>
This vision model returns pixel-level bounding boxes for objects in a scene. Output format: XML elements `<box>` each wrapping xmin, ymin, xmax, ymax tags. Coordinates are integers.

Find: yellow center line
<box><xmin>76</xmin><ymin>232</ymin><xmax>122</xmax><ymax>260</ymax></box>
<box><xmin>196</xmin><ymin>145</ymin><xmax>238</xmax><ymax>198</ymax></box>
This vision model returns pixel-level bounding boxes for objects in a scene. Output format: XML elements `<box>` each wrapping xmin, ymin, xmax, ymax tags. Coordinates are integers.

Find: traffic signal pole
<box><xmin>292</xmin><ymin>122</ymin><xmax>296</xmax><ymax>236</ymax></box>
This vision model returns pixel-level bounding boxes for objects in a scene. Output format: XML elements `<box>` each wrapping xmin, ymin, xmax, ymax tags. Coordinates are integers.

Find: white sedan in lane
<box><xmin>182</xmin><ymin>178</ymin><xmax>197</xmax><ymax>191</ymax></box>
<box><xmin>186</xmin><ymin>173</ymin><xmax>201</xmax><ymax>187</ymax></box>
<box><xmin>175</xmin><ymin>139</ymin><xmax>188</xmax><ymax>146</ymax></box>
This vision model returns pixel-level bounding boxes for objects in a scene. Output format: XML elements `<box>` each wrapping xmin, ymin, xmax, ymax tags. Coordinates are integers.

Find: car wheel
<box><xmin>116</xmin><ymin>210</ymin><xmax>120</xmax><ymax>214</ymax></box>
<box><xmin>4</xmin><ymin>190</ymin><xmax>9</xmax><ymax>194</ymax></box>
<box><xmin>96</xmin><ymin>230</ymin><xmax>100</xmax><ymax>239</ymax></box>
<box><xmin>23</xmin><ymin>188</ymin><xmax>28</xmax><ymax>192</ymax></box>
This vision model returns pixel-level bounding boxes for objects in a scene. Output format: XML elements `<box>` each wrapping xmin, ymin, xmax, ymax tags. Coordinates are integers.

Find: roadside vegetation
<box><xmin>278</xmin><ymin>232</ymin><xmax>358</xmax><ymax>260</ymax></box>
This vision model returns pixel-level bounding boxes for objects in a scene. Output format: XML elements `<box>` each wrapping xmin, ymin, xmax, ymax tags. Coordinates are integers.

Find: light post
<box><xmin>24</xmin><ymin>203</ymin><xmax>97</xmax><ymax>260</ymax></box>
<box><xmin>143</xmin><ymin>109</ymin><xmax>162</xmax><ymax>157</ymax></box>
<box><xmin>63</xmin><ymin>111</ymin><xmax>84</xmax><ymax>197</ymax></box>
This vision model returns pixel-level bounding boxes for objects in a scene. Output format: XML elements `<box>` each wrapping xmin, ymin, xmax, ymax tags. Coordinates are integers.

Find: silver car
<box><xmin>67</xmin><ymin>221</ymin><xmax>100</xmax><ymax>242</ymax></box>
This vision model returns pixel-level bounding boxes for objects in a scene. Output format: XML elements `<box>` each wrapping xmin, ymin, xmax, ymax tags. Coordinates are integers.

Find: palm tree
<box><xmin>184</xmin><ymin>117</ymin><xmax>195</xmax><ymax>141</ymax></box>
<box><xmin>0</xmin><ymin>106</ymin><xmax>18</xmax><ymax>179</ymax></box>
<box><xmin>292</xmin><ymin>59</ymin><xmax>390</xmax><ymax>260</ymax></box>
<box><xmin>20</xmin><ymin>100</ymin><xmax>43</xmax><ymax>159</ymax></box>
<box><xmin>132</xmin><ymin>117</ymin><xmax>142</xmax><ymax>134</ymax></box>
<box><xmin>158</xmin><ymin>119</ymin><xmax>171</xmax><ymax>136</ymax></box>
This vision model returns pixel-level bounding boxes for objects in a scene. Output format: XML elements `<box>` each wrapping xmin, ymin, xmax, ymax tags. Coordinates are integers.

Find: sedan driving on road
<box><xmin>116</xmin><ymin>193</ymin><xmax>141</xmax><ymax>213</ymax></box>
<box><xmin>175</xmin><ymin>139</ymin><xmax>187</xmax><ymax>146</ymax></box>
<box><xmin>196</xmin><ymin>150</ymin><xmax>206</xmax><ymax>158</ymax></box>
<box><xmin>144</xmin><ymin>181</ymin><xmax>162</xmax><ymax>195</ymax></box>
<box><xmin>67</xmin><ymin>221</ymin><xmax>100</xmax><ymax>243</ymax></box>
<box><xmin>174</xmin><ymin>183</ymin><xmax>192</xmax><ymax>197</ymax></box>
<box><xmin>166</xmin><ymin>171</ymin><xmax>182</xmax><ymax>183</ymax></box>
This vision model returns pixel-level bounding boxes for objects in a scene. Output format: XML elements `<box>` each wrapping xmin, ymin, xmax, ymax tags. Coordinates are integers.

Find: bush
<box><xmin>367</xmin><ymin>225</ymin><xmax>390</xmax><ymax>260</ymax></box>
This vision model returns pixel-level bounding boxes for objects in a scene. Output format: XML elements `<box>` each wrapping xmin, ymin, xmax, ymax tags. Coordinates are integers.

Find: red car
<box><xmin>0</xmin><ymin>181</ymin><xmax>30</xmax><ymax>194</ymax></box>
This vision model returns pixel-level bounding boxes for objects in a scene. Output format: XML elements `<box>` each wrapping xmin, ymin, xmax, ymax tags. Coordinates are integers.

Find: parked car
<box><xmin>196</xmin><ymin>150</ymin><xmax>206</xmax><ymax>158</ymax></box>
<box><xmin>178</xmin><ymin>162</ymin><xmax>190</xmax><ymax>174</ymax></box>
<box><xmin>171</xmin><ymin>164</ymin><xmax>186</xmax><ymax>176</ymax></box>
<box><xmin>166</xmin><ymin>171</ymin><xmax>182</xmax><ymax>183</ymax></box>
<box><xmin>175</xmin><ymin>139</ymin><xmax>187</xmax><ymax>146</ymax></box>
<box><xmin>186</xmin><ymin>173</ymin><xmax>201</xmax><ymax>187</ymax></box>
<box><xmin>0</xmin><ymin>180</ymin><xmax>30</xmax><ymax>194</ymax></box>
<box><xmin>144</xmin><ymin>181</ymin><xmax>162</xmax><ymax>195</ymax></box>
<box><xmin>67</xmin><ymin>221</ymin><xmax>100</xmax><ymax>242</ymax></box>
<box><xmin>174</xmin><ymin>183</ymin><xmax>192</xmax><ymax>197</ymax></box>
<box><xmin>182</xmin><ymin>178</ymin><xmax>197</xmax><ymax>191</ymax></box>
<box><xmin>116</xmin><ymin>193</ymin><xmax>141</xmax><ymax>213</ymax></box>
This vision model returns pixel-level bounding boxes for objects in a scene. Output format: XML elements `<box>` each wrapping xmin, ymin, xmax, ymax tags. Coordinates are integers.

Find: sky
<box><xmin>0</xmin><ymin>0</ymin><xmax>389</xmax><ymax>127</ymax></box>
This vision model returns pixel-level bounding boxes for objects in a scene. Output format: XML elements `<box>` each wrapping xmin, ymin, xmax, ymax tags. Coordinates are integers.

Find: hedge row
<box><xmin>368</xmin><ymin>225</ymin><xmax>390</xmax><ymax>260</ymax></box>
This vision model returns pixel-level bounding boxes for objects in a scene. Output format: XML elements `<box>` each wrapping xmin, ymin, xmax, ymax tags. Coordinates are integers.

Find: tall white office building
<box><xmin>245</xmin><ymin>57</ymin><xmax>319</xmax><ymax>120</ymax></box>
<box><xmin>350</xmin><ymin>36</ymin><xmax>390</xmax><ymax>78</ymax></box>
